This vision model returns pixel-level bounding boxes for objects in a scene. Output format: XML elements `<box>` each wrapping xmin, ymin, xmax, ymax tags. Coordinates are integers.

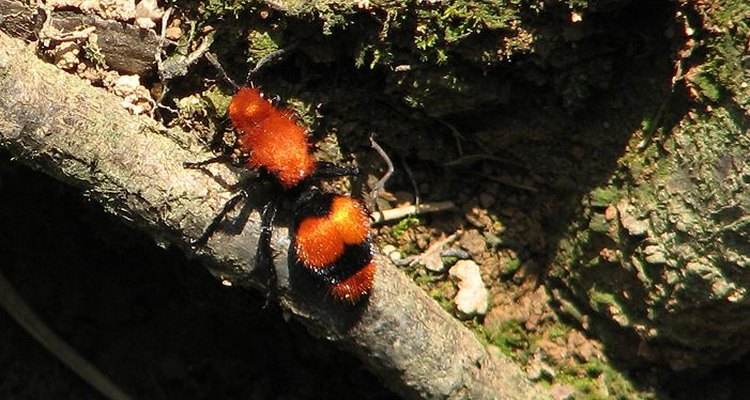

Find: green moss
<box><xmin>197</xmin><ymin>0</ymin><xmax>259</xmax><ymax>20</ymax></box>
<box><xmin>588</xmin><ymin>289</ymin><xmax>617</xmax><ymax>312</ymax></box>
<box><xmin>588</xmin><ymin>212</ymin><xmax>610</xmax><ymax>234</ymax></box>
<box><xmin>245</xmin><ymin>29</ymin><xmax>283</xmax><ymax>64</ymax></box>
<box><xmin>391</xmin><ymin>215</ymin><xmax>421</xmax><ymax>238</ymax></box>
<box><xmin>589</xmin><ymin>186</ymin><xmax>619</xmax><ymax>208</ymax></box>
<box><xmin>485</xmin><ymin>319</ymin><xmax>534</xmax><ymax>357</ymax></box>
<box><xmin>81</xmin><ymin>37</ymin><xmax>107</xmax><ymax>69</ymax></box>
<box><xmin>689</xmin><ymin>71</ymin><xmax>722</xmax><ymax>102</ymax></box>
<box><xmin>583</xmin><ymin>255</ymin><xmax>602</xmax><ymax>268</ymax></box>
<box><xmin>482</xmin><ymin>314</ymin><xmax>646</xmax><ymax>400</ymax></box>
<box><xmin>184</xmin><ymin>0</ymin><xmax>650</xmax><ymax>119</ymax></box>
<box><xmin>500</xmin><ymin>255</ymin><xmax>522</xmax><ymax>276</ymax></box>
<box><xmin>557</xmin><ymin>361</ymin><xmax>604</xmax><ymax>398</ymax></box>
<box><xmin>556</xmin><ymin>358</ymin><xmax>646</xmax><ymax>400</ymax></box>
<box><xmin>282</xmin><ymin>97</ymin><xmax>318</xmax><ymax>127</ymax></box>
<box><xmin>175</xmin><ymin>94</ymin><xmax>210</xmax><ymax>118</ymax></box>
<box><xmin>408</xmin><ymin>268</ymin><xmax>455</xmax><ymax>309</ymax></box>
<box><xmin>412</xmin><ymin>1</ymin><xmax>522</xmax><ymax>65</ymax></box>
<box><xmin>202</xmin><ymin>86</ymin><xmax>233</xmax><ymax>117</ymax></box>
<box><xmin>548</xmin><ymin>322</ymin><xmax>572</xmax><ymax>340</ymax></box>
<box><xmin>430</xmin><ymin>280</ymin><xmax>457</xmax><ymax>311</ymax></box>
<box><xmin>692</xmin><ymin>0</ymin><xmax>750</xmax><ymax>109</ymax></box>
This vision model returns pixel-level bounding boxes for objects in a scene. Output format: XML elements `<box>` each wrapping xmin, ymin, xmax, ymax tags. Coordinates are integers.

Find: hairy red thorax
<box><xmin>228</xmin><ymin>87</ymin><xmax>316</xmax><ymax>188</ymax></box>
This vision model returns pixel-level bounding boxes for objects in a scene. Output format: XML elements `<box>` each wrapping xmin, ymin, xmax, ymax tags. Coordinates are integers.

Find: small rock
<box><xmin>449</xmin><ymin>260</ymin><xmax>489</xmax><ymax>318</ymax></box>
<box><xmin>621</xmin><ymin>213</ymin><xmax>649</xmax><ymax>236</ymax></box>
<box><xmin>599</xmin><ymin>248</ymin><xmax>618</xmax><ymax>262</ymax></box>
<box><xmin>108</xmin><ymin>75</ymin><xmax>153</xmax><ymax>114</ymax></box>
<box><xmin>643</xmin><ymin>244</ymin><xmax>667</xmax><ymax>264</ymax></box>
<box><xmin>459</xmin><ymin>230</ymin><xmax>486</xmax><ymax>256</ymax></box>
<box><xmin>465</xmin><ymin>206</ymin><xmax>492</xmax><ymax>228</ymax></box>
<box><xmin>52</xmin><ymin>42</ymin><xmax>81</xmax><ymax>70</ymax></box>
<box><xmin>404</xmin><ymin>233</ymin><xmax>458</xmax><ymax>272</ymax></box>
<box><xmin>567</xmin><ymin>330</ymin><xmax>596</xmax><ymax>362</ymax></box>
<box><xmin>526</xmin><ymin>352</ymin><xmax>556</xmax><ymax>381</ymax></box>
<box><xmin>550</xmin><ymin>383</ymin><xmax>576</xmax><ymax>400</ymax></box>
<box><xmin>617</xmin><ymin>199</ymin><xmax>649</xmax><ymax>236</ymax></box>
<box><xmin>165</xmin><ymin>25</ymin><xmax>183</xmax><ymax>41</ymax></box>
<box><xmin>604</xmin><ymin>204</ymin><xmax>617</xmax><ymax>220</ymax></box>
<box><xmin>135</xmin><ymin>0</ymin><xmax>164</xmax><ymax>29</ymax></box>
<box><xmin>111</xmin><ymin>75</ymin><xmax>141</xmax><ymax>96</ymax></box>
<box><xmin>525</xmin><ymin>362</ymin><xmax>546</xmax><ymax>381</ymax></box>
<box><xmin>380</xmin><ymin>244</ymin><xmax>402</xmax><ymax>262</ymax></box>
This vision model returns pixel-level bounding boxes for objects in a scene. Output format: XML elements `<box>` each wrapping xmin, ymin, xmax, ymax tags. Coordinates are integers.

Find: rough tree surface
<box><xmin>549</xmin><ymin>0</ymin><xmax>750</xmax><ymax>372</ymax></box>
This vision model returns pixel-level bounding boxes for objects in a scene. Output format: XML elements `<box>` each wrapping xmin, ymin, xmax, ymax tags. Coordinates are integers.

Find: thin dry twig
<box><xmin>396</xmin><ymin>232</ymin><xmax>460</xmax><ymax>272</ymax></box>
<box><xmin>372</xmin><ymin>201</ymin><xmax>456</xmax><ymax>224</ymax></box>
<box><xmin>0</xmin><ymin>270</ymin><xmax>133</xmax><ymax>400</ymax></box>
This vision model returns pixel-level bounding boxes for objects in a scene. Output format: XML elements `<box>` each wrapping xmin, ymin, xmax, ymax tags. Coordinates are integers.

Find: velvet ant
<box><xmin>184</xmin><ymin>52</ymin><xmax>391</xmax><ymax>303</ymax></box>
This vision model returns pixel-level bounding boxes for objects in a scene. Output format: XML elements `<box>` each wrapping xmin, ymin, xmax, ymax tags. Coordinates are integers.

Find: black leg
<box><xmin>183</xmin><ymin>155</ymin><xmax>231</xmax><ymax>169</ymax></box>
<box><xmin>256</xmin><ymin>198</ymin><xmax>279</xmax><ymax>308</ymax></box>
<box><xmin>190</xmin><ymin>190</ymin><xmax>248</xmax><ymax>248</ymax></box>
<box><xmin>313</xmin><ymin>161</ymin><xmax>360</xmax><ymax>179</ymax></box>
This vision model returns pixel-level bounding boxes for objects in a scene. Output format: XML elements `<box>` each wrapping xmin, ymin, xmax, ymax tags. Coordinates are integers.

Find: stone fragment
<box><xmin>449</xmin><ymin>260</ymin><xmax>489</xmax><ymax>318</ymax></box>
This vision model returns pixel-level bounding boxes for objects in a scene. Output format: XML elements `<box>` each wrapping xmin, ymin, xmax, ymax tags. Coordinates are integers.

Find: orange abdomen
<box><xmin>293</xmin><ymin>191</ymin><xmax>375</xmax><ymax>303</ymax></box>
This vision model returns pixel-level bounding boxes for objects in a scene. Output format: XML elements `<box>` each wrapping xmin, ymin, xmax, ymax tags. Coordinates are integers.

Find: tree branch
<box><xmin>0</xmin><ymin>32</ymin><xmax>548</xmax><ymax>400</ymax></box>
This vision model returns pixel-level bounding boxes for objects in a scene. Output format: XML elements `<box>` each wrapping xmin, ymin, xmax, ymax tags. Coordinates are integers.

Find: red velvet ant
<box><xmin>185</xmin><ymin>52</ymin><xmax>391</xmax><ymax>303</ymax></box>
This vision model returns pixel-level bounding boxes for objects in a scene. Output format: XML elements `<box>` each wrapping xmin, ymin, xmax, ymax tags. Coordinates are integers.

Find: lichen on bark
<box><xmin>549</xmin><ymin>0</ymin><xmax>750</xmax><ymax>371</ymax></box>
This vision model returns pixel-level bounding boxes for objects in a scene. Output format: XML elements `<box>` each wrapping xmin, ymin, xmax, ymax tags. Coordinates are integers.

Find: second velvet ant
<box><xmin>185</xmin><ymin>55</ymin><xmax>390</xmax><ymax>304</ymax></box>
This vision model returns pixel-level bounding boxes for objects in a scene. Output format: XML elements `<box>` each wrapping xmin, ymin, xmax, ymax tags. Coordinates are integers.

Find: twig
<box><xmin>400</xmin><ymin>155</ymin><xmax>421</xmax><ymax>207</ymax></box>
<box><xmin>0</xmin><ymin>270</ymin><xmax>132</xmax><ymax>400</ymax></box>
<box><xmin>368</xmin><ymin>135</ymin><xmax>394</xmax><ymax>202</ymax></box>
<box><xmin>372</xmin><ymin>200</ymin><xmax>456</xmax><ymax>224</ymax></box>
<box><xmin>396</xmin><ymin>232</ymin><xmax>460</xmax><ymax>271</ymax></box>
<box><xmin>436</xmin><ymin>118</ymin><xmax>465</xmax><ymax>157</ymax></box>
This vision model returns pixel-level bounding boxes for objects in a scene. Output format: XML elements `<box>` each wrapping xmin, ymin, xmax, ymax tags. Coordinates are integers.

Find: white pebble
<box><xmin>449</xmin><ymin>260</ymin><xmax>489</xmax><ymax>318</ymax></box>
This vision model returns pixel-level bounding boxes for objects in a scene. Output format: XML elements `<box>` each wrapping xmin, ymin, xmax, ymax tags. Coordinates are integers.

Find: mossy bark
<box><xmin>548</xmin><ymin>0</ymin><xmax>750</xmax><ymax>371</ymax></box>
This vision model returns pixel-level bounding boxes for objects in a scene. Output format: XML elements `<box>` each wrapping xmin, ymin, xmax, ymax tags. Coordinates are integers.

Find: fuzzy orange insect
<box><xmin>187</xmin><ymin>86</ymin><xmax>375</xmax><ymax>304</ymax></box>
